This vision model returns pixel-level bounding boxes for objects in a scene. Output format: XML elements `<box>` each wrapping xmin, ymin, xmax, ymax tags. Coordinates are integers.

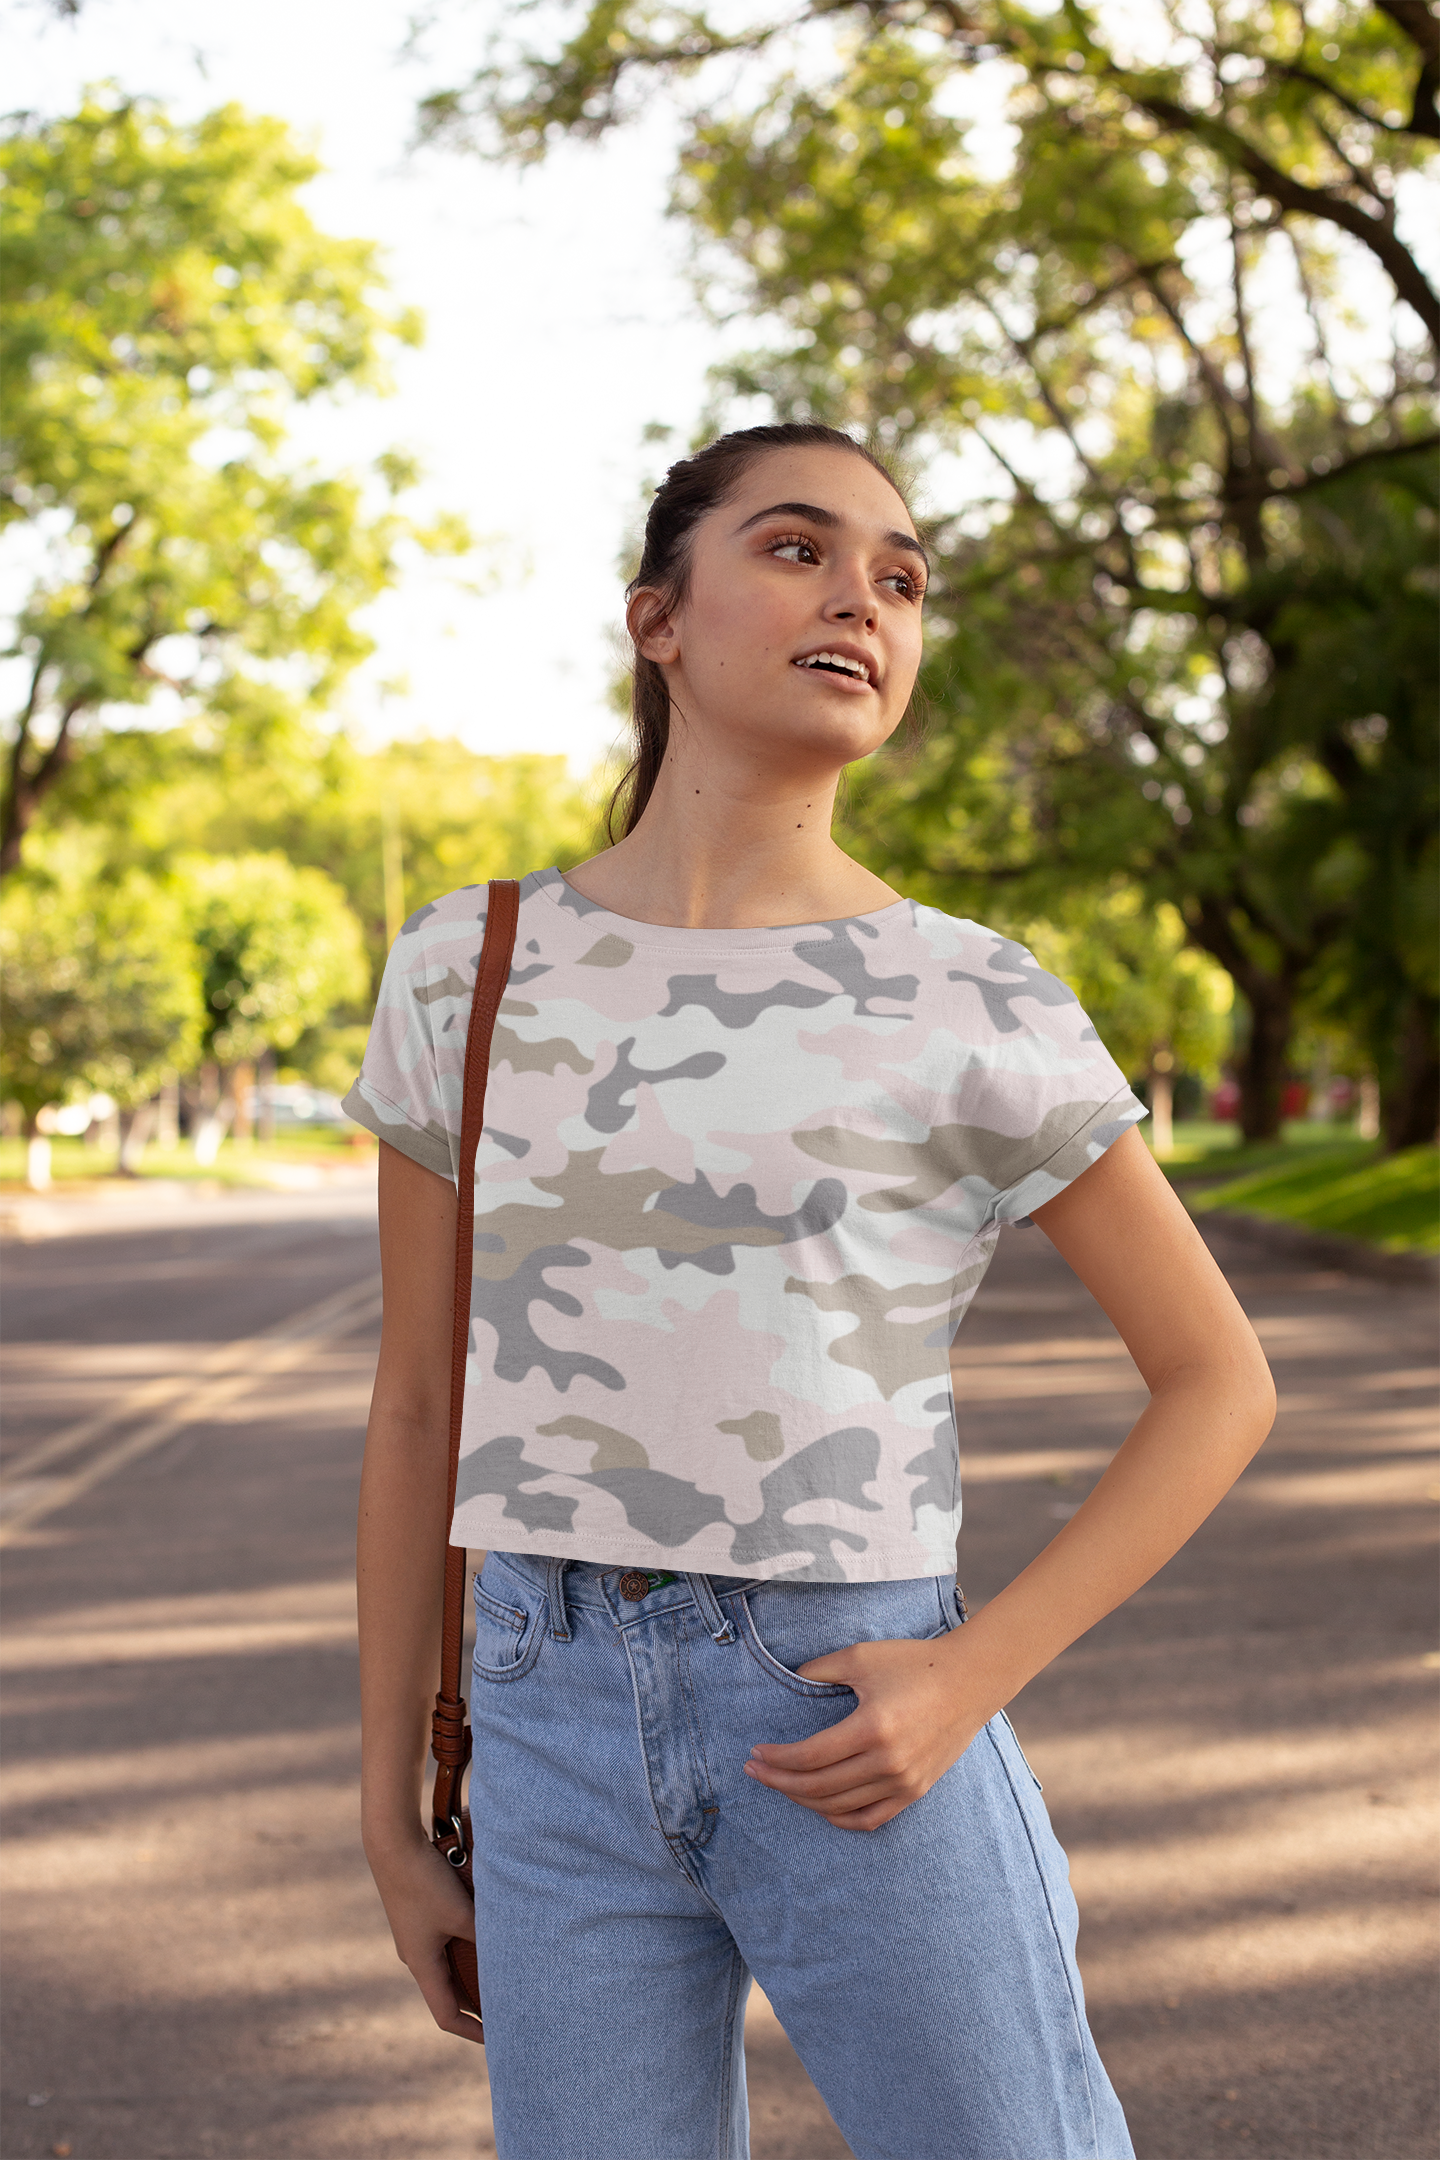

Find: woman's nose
<box><xmin>824</xmin><ymin>582</ymin><xmax>876</xmax><ymax>628</ymax></box>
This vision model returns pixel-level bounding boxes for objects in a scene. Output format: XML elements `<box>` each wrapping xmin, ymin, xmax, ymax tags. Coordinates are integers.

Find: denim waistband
<box><xmin>483</xmin><ymin>1551</ymin><xmax>961</xmax><ymax>1651</ymax></box>
<box><xmin>486</xmin><ymin>1552</ymin><xmax>757</xmax><ymax>1645</ymax></box>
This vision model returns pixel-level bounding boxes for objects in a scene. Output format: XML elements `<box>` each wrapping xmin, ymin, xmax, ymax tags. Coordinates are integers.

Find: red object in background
<box><xmin>1209</xmin><ymin>1078</ymin><xmax>1311</xmax><ymax>1122</ymax></box>
<box><xmin>1210</xmin><ymin>1079</ymin><xmax>1241</xmax><ymax>1121</ymax></box>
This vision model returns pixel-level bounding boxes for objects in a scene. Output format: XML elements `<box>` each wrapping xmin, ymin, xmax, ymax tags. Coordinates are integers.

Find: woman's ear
<box><xmin>627</xmin><ymin>588</ymin><xmax>679</xmax><ymax>667</ymax></box>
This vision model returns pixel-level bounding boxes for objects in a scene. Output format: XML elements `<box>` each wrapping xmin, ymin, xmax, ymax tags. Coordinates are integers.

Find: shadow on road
<box><xmin>1</xmin><ymin>1199</ymin><xmax>1435</xmax><ymax>2158</ymax></box>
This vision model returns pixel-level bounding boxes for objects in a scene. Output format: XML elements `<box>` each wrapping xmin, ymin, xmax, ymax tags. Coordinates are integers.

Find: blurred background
<box><xmin>3</xmin><ymin>0</ymin><xmax>1436</xmax><ymax>1240</ymax></box>
<box><xmin>1</xmin><ymin>4</ymin><xmax>1437</xmax><ymax>2158</ymax></box>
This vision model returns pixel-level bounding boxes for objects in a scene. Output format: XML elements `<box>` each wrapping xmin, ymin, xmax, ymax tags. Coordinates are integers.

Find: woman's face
<box><xmin>632</xmin><ymin>446</ymin><xmax>927</xmax><ymax>781</ymax></box>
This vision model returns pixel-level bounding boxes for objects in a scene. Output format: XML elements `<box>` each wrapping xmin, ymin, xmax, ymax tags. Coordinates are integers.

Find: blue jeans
<box><xmin>470</xmin><ymin>1553</ymin><xmax>1134</xmax><ymax>2160</ymax></box>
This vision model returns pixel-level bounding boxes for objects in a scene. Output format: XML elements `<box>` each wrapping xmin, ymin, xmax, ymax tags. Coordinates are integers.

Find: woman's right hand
<box><xmin>366</xmin><ymin>1823</ymin><xmax>485</xmax><ymax>2044</ymax></box>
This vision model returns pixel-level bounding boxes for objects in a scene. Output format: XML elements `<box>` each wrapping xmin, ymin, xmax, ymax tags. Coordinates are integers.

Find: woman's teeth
<box><xmin>795</xmin><ymin>653</ymin><xmax>870</xmax><ymax>683</ymax></box>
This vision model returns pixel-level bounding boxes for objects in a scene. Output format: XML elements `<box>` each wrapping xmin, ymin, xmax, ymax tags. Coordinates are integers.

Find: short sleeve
<box><xmin>943</xmin><ymin>929</ymin><xmax>1148</xmax><ymax>1227</ymax></box>
<box><xmin>342</xmin><ymin>888</ymin><xmax>491</xmax><ymax>1184</ymax></box>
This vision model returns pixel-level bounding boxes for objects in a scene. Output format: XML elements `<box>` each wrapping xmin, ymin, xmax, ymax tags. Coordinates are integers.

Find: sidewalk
<box><xmin>0</xmin><ymin>1160</ymin><xmax>379</xmax><ymax>1243</ymax></box>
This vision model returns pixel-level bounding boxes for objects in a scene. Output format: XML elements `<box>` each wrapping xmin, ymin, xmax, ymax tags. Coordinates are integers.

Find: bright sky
<box><xmin>9</xmin><ymin>0</ymin><xmax>722</xmax><ymax>772</ymax></box>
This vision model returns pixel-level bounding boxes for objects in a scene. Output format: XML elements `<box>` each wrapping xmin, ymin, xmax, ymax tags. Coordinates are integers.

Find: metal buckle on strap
<box><xmin>435</xmin><ymin>1812</ymin><xmax>468</xmax><ymax>1866</ymax></box>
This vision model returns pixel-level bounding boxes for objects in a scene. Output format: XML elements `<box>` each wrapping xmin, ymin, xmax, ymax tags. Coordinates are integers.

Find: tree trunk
<box><xmin>21</xmin><ymin>1108</ymin><xmax>52</xmax><ymax>1192</ymax></box>
<box><xmin>1182</xmin><ymin>898</ymin><xmax>1304</xmax><ymax>1147</ymax></box>
<box><xmin>1382</xmin><ymin>995</ymin><xmax>1440</xmax><ymax>1151</ymax></box>
<box><xmin>231</xmin><ymin>1061</ymin><xmax>254</xmax><ymax>1144</ymax></box>
<box><xmin>155</xmin><ymin>1075</ymin><xmax>180</xmax><ymax>1149</ymax></box>
<box><xmin>1237</xmin><ymin>983</ymin><xmax>1294</xmax><ymax>1142</ymax></box>
<box><xmin>192</xmin><ymin>1062</ymin><xmax>232</xmax><ymax>1167</ymax></box>
<box><xmin>1149</xmin><ymin>1064</ymin><xmax>1175</xmax><ymax>1157</ymax></box>
<box><xmin>118</xmin><ymin>1099</ymin><xmax>157</xmax><ymax>1177</ymax></box>
<box><xmin>257</xmin><ymin>1047</ymin><xmax>277</xmax><ymax>1143</ymax></box>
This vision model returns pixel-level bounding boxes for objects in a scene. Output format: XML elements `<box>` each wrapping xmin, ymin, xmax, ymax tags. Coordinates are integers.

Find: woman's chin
<box><xmin>727</xmin><ymin>699</ymin><xmax>898</xmax><ymax>770</ymax></box>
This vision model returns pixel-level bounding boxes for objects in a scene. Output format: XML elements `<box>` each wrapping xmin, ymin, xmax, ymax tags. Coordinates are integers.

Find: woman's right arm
<box><xmin>357</xmin><ymin>1140</ymin><xmax>484</xmax><ymax>2042</ymax></box>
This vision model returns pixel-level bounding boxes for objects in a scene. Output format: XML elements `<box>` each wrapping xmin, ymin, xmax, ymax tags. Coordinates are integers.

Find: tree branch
<box><xmin>0</xmin><ymin>695</ymin><xmax>86</xmax><ymax>876</ymax></box>
<box><xmin>1262</xmin><ymin>57</ymin><xmax>1412</xmax><ymax>136</ymax></box>
<box><xmin>1135</xmin><ymin>92</ymin><xmax>1440</xmax><ymax>344</ymax></box>
<box><xmin>1141</xmin><ymin>265</ymin><xmax>1240</xmax><ymax>463</ymax></box>
<box><xmin>1374</xmin><ymin>0</ymin><xmax>1440</xmax><ymax>138</ymax></box>
<box><xmin>1276</xmin><ymin>428</ymin><xmax>1440</xmax><ymax>497</ymax></box>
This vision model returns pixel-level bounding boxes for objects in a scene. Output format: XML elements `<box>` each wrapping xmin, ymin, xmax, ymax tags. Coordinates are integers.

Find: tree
<box><xmin>182</xmin><ymin>847</ymin><xmax>367</xmax><ymax>1073</ymax></box>
<box><xmin>1</xmin><ymin>89</ymin><xmax>468</xmax><ymax>872</ymax></box>
<box><xmin>1021</xmin><ymin>891</ymin><xmax>1234</xmax><ymax>1155</ymax></box>
<box><xmin>1266</xmin><ymin>464</ymin><xmax>1439</xmax><ymax>1147</ymax></box>
<box><xmin>45</xmin><ymin>714</ymin><xmax>604</xmax><ymax>982</ymax></box>
<box><xmin>0</xmin><ymin>846</ymin><xmax>202</xmax><ymax>1185</ymax></box>
<box><xmin>425</xmin><ymin>0</ymin><xmax>1438</xmax><ymax>1144</ymax></box>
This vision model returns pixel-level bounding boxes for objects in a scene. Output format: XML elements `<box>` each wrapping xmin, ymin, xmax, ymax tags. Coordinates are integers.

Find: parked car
<box><xmin>249</xmin><ymin>1084</ymin><xmax>349</xmax><ymax>1130</ymax></box>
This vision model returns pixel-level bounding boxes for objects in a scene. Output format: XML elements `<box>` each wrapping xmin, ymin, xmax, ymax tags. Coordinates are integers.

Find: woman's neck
<box><xmin>563</xmin><ymin>732</ymin><xmax>902</xmax><ymax>930</ymax></box>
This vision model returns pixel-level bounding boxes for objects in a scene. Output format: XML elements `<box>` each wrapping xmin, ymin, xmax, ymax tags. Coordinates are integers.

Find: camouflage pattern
<box><xmin>345</xmin><ymin>868</ymin><xmax>1145</xmax><ymax>1581</ymax></box>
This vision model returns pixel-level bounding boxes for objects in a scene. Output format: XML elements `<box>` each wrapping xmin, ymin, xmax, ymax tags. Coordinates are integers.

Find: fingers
<box><xmin>794</xmin><ymin>1650</ymin><xmax>862</xmax><ymax>1686</ymax></box>
<box><xmin>746</xmin><ymin>1751</ymin><xmax>878</xmax><ymax>1801</ymax></box>
<box><xmin>412</xmin><ymin>1945</ymin><xmax>486</xmax><ymax>2045</ymax></box>
<box><xmin>749</xmin><ymin>1712</ymin><xmax>867</xmax><ymax>1773</ymax></box>
<box><xmin>823</xmin><ymin>1795</ymin><xmax>910</xmax><ymax>1833</ymax></box>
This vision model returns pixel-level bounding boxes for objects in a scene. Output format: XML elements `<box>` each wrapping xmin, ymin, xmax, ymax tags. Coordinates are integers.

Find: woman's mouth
<box><xmin>793</xmin><ymin>650</ymin><xmax>873</xmax><ymax>687</ymax></box>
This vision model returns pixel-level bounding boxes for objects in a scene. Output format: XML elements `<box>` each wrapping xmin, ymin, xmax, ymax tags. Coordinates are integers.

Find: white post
<box><xmin>26</xmin><ymin>1134</ymin><xmax>52</xmax><ymax>1191</ymax></box>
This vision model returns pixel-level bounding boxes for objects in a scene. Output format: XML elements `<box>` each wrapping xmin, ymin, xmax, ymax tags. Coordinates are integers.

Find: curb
<box><xmin>1189</xmin><ymin>1205</ymin><xmax>1439</xmax><ymax>1287</ymax></box>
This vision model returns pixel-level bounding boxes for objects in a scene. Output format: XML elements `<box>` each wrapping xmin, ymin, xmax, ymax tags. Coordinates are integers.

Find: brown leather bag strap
<box><xmin>431</xmin><ymin>879</ymin><xmax>519</xmax><ymax>1834</ymax></box>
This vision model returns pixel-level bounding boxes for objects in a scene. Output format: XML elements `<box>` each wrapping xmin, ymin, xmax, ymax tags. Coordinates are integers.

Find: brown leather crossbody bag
<box><xmin>429</xmin><ymin>877</ymin><xmax>521</xmax><ymax>2035</ymax></box>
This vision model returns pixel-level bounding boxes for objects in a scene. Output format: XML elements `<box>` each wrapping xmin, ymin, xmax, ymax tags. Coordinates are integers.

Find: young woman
<box><xmin>348</xmin><ymin>422</ymin><xmax>1275</xmax><ymax>2160</ymax></box>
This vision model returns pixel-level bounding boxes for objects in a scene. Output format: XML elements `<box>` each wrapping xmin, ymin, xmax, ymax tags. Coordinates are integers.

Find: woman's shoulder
<box><xmin>902</xmin><ymin>903</ymin><xmax>1094</xmax><ymax>1033</ymax></box>
<box><xmin>390</xmin><ymin>867</ymin><xmax>558</xmax><ymax>951</ymax></box>
<box><xmin>904</xmin><ymin>900</ymin><xmax>1049</xmax><ymax>975</ymax></box>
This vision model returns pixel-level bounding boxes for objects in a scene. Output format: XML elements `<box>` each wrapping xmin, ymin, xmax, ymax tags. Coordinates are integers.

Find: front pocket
<box><xmin>471</xmin><ymin>1581</ymin><xmax>543</xmax><ymax>1681</ymax></box>
<box><xmin>996</xmin><ymin>1708</ymin><xmax>1044</xmax><ymax>1791</ymax></box>
<box><xmin>738</xmin><ymin>1590</ymin><xmax>855</xmax><ymax>1699</ymax></box>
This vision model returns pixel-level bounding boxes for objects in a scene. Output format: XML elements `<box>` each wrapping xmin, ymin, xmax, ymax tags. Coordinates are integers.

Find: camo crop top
<box><xmin>344</xmin><ymin>867</ymin><xmax>1145</xmax><ymax>1582</ymax></box>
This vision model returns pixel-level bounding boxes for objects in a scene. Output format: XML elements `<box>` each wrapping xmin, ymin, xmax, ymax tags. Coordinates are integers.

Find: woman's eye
<box><xmin>768</xmin><ymin>535</ymin><xmax>819</xmax><ymax>564</ymax></box>
<box><xmin>881</xmin><ymin>570</ymin><xmax>920</xmax><ymax>598</ymax></box>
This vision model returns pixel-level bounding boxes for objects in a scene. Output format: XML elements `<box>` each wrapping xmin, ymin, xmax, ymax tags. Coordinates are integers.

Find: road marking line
<box><xmin>2</xmin><ymin>1273</ymin><xmax>384</xmax><ymax>1486</ymax></box>
<box><xmin>0</xmin><ymin>1275</ymin><xmax>383</xmax><ymax>1544</ymax></box>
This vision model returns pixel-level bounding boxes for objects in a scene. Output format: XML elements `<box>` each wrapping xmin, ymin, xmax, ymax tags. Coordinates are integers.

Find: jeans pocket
<box><xmin>997</xmin><ymin>1708</ymin><xmax>1044</xmax><ymax>1792</ymax></box>
<box><xmin>738</xmin><ymin>1586</ymin><xmax>856</xmax><ymax>1699</ymax></box>
<box><xmin>472</xmin><ymin>1579</ymin><xmax>543</xmax><ymax>1682</ymax></box>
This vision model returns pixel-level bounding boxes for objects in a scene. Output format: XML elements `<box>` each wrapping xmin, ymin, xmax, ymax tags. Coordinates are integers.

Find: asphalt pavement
<box><xmin>1</xmin><ymin>1173</ymin><xmax>1435</xmax><ymax>2159</ymax></box>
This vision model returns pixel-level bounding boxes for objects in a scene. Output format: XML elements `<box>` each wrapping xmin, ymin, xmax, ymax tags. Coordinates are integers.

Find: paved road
<box><xmin>2</xmin><ymin>1181</ymin><xmax>1435</xmax><ymax>2159</ymax></box>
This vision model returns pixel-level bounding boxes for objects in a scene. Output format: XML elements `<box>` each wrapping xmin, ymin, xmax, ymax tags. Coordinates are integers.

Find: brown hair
<box><xmin>609</xmin><ymin>422</ymin><xmax>917</xmax><ymax>842</ymax></box>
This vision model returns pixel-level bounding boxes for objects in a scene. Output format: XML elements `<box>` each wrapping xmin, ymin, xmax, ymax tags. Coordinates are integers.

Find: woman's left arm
<box><xmin>745</xmin><ymin>1127</ymin><xmax>1277</xmax><ymax>1830</ymax></box>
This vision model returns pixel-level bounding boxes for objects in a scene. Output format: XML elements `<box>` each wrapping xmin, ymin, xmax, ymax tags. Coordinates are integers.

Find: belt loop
<box><xmin>545</xmin><ymin>1559</ymin><xmax>572</xmax><ymax>1642</ymax></box>
<box><xmin>684</xmin><ymin>1572</ymin><xmax>735</xmax><ymax>1644</ymax></box>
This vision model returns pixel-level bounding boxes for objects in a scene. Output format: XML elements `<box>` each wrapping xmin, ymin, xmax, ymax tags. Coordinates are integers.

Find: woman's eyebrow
<box><xmin>734</xmin><ymin>498</ymin><xmax>930</xmax><ymax>571</ymax></box>
<box><xmin>733</xmin><ymin>499</ymin><xmax>840</xmax><ymax>534</ymax></box>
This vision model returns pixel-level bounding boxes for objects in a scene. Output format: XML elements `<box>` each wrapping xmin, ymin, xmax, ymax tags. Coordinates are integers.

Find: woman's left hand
<box><xmin>743</xmin><ymin>1631</ymin><xmax>984</xmax><ymax>1832</ymax></box>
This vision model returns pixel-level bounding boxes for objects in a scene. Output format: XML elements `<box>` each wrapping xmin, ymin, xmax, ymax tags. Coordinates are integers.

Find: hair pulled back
<box><xmin>609</xmin><ymin>422</ymin><xmax>913</xmax><ymax>842</ymax></box>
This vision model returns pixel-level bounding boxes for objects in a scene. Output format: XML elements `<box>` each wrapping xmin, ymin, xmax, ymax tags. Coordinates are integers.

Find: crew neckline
<box><xmin>528</xmin><ymin>866</ymin><xmax>914</xmax><ymax>951</ymax></box>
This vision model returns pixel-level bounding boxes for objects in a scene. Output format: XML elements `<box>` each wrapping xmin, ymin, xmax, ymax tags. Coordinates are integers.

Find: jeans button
<box><xmin>619</xmin><ymin>1570</ymin><xmax>650</xmax><ymax>1602</ymax></box>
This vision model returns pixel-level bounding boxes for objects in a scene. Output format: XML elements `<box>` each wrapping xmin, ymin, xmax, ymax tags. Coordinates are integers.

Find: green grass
<box><xmin>1186</xmin><ymin>1140</ymin><xmax>1440</xmax><ymax>1254</ymax></box>
<box><xmin>1151</xmin><ymin>1118</ymin><xmax>1377</xmax><ymax>1182</ymax></box>
<box><xmin>0</xmin><ymin>1127</ymin><xmax>376</xmax><ymax>1191</ymax></box>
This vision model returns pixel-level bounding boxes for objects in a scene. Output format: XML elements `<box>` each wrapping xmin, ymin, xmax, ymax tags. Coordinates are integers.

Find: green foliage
<box><xmin>180</xmin><ymin>851</ymin><xmax>369</xmax><ymax>1066</ymax></box>
<box><xmin>430</xmin><ymin>0</ymin><xmax>1439</xmax><ymax>1145</ymax></box>
<box><xmin>0</xmin><ymin>89</ymin><xmax>467</xmax><ymax>869</ymax></box>
<box><xmin>57</xmin><ymin>719</ymin><xmax>603</xmax><ymax>988</ymax></box>
<box><xmin>0</xmin><ymin>844</ymin><xmax>202</xmax><ymax>1123</ymax></box>
<box><xmin>1020</xmin><ymin>893</ymin><xmax>1232</xmax><ymax>1083</ymax></box>
<box><xmin>19</xmin><ymin>722</ymin><xmax>605</xmax><ymax>1102</ymax></box>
